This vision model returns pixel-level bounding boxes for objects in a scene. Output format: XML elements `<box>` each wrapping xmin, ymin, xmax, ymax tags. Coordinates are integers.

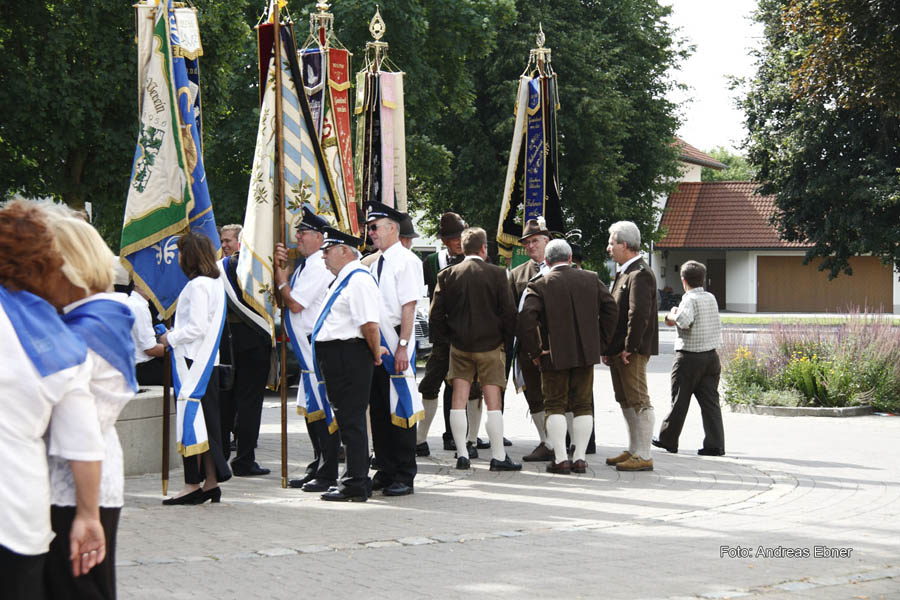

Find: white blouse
<box><xmin>0</xmin><ymin>304</ymin><xmax>104</xmax><ymax>556</ymax></box>
<box><xmin>167</xmin><ymin>275</ymin><xmax>226</xmax><ymax>362</ymax></box>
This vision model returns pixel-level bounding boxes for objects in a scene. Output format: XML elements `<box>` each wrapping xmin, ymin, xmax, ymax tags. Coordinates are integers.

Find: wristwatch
<box><xmin>399</xmin><ymin>339</ymin><xmax>409</xmax><ymax>347</ymax></box>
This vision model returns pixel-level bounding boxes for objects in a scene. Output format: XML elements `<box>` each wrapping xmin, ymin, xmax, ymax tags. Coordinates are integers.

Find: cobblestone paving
<box><xmin>117</xmin><ymin>331</ymin><xmax>900</xmax><ymax>599</ymax></box>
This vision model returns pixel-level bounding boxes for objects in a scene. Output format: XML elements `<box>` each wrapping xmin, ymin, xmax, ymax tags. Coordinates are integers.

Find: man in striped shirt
<box><xmin>654</xmin><ymin>260</ymin><xmax>726</xmax><ymax>456</ymax></box>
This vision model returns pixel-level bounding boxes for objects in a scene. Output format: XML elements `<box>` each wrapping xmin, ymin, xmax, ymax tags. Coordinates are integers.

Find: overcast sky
<box><xmin>663</xmin><ymin>0</ymin><xmax>763</xmax><ymax>155</ymax></box>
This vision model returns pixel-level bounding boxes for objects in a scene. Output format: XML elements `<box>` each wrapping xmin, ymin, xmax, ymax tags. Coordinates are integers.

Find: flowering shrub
<box><xmin>721</xmin><ymin>314</ymin><xmax>900</xmax><ymax>412</ymax></box>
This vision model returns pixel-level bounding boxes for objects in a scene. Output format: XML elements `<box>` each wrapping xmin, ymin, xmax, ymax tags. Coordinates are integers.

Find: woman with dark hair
<box><xmin>0</xmin><ymin>200</ymin><xmax>106</xmax><ymax>600</ymax></box>
<box><xmin>158</xmin><ymin>232</ymin><xmax>231</xmax><ymax>504</ymax></box>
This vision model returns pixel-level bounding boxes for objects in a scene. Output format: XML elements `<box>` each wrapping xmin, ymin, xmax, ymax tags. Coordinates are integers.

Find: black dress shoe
<box><xmin>503</xmin><ymin>437</ymin><xmax>512</xmax><ymax>447</ymax></box>
<box><xmin>321</xmin><ymin>488</ymin><xmax>368</xmax><ymax>502</ymax></box>
<box><xmin>200</xmin><ymin>487</ymin><xmax>222</xmax><ymax>503</ymax></box>
<box><xmin>302</xmin><ymin>479</ymin><xmax>337</xmax><ymax>493</ymax></box>
<box><xmin>652</xmin><ymin>439</ymin><xmax>678</xmax><ymax>454</ymax></box>
<box><xmin>371</xmin><ymin>477</ymin><xmax>390</xmax><ymax>491</ymax></box>
<box><xmin>475</xmin><ymin>437</ymin><xmax>490</xmax><ymax>449</ymax></box>
<box><xmin>455</xmin><ymin>456</ymin><xmax>471</xmax><ymax>470</ymax></box>
<box><xmin>162</xmin><ymin>488</ymin><xmax>206</xmax><ymax>505</ymax></box>
<box><xmin>416</xmin><ymin>442</ymin><xmax>431</xmax><ymax>457</ymax></box>
<box><xmin>232</xmin><ymin>463</ymin><xmax>270</xmax><ymax>477</ymax></box>
<box><xmin>489</xmin><ymin>455</ymin><xmax>522</xmax><ymax>471</ymax></box>
<box><xmin>466</xmin><ymin>442</ymin><xmax>478</xmax><ymax>459</ymax></box>
<box><xmin>698</xmin><ymin>448</ymin><xmax>725</xmax><ymax>456</ymax></box>
<box><xmin>443</xmin><ymin>437</ymin><xmax>456</xmax><ymax>451</ymax></box>
<box><xmin>288</xmin><ymin>473</ymin><xmax>316</xmax><ymax>488</ymax></box>
<box><xmin>382</xmin><ymin>482</ymin><xmax>414</xmax><ymax>496</ymax></box>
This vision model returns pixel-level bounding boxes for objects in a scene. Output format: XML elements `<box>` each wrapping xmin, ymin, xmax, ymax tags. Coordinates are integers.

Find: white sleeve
<box><xmin>396</xmin><ymin>254</ymin><xmax>424</xmax><ymax>306</ymax></box>
<box><xmin>47</xmin><ymin>358</ymin><xmax>105</xmax><ymax>461</ymax></box>
<box><xmin>167</xmin><ymin>281</ymin><xmax>209</xmax><ymax>348</ymax></box>
<box><xmin>131</xmin><ymin>299</ymin><xmax>157</xmax><ymax>352</ymax></box>
<box><xmin>348</xmin><ymin>277</ymin><xmax>382</xmax><ymax>327</ymax></box>
<box><xmin>674</xmin><ymin>295</ymin><xmax>696</xmax><ymax>330</ymax></box>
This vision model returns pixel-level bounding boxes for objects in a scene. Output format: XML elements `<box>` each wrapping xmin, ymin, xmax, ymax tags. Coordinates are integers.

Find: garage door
<box><xmin>757</xmin><ymin>256</ymin><xmax>893</xmax><ymax>312</ymax></box>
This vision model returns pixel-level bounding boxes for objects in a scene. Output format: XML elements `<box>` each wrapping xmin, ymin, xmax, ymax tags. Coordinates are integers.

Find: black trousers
<box><xmin>184</xmin><ymin>367</ymin><xmax>231</xmax><ymax>484</ymax></box>
<box><xmin>370</xmin><ymin>363</ymin><xmax>417</xmax><ymax>487</ymax></box>
<box><xmin>316</xmin><ymin>339</ymin><xmax>373</xmax><ymax>495</ymax></box>
<box><xmin>135</xmin><ymin>357</ymin><xmax>165</xmax><ymax>387</ymax></box>
<box><xmin>306</xmin><ymin>417</ymin><xmax>339</xmax><ymax>482</ymax></box>
<box><xmin>46</xmin><ymin>505</ymin><xmax>121</xmax><ymax>600</ymax></box>
<box><xmin>220</xmin><ymin>322</ymin><xmax>272</xmax><ymax>469</ymax></box>
<box><xmin>1</xmin><ymin>545</ymin><xmax>46</xmax><ymax>600</ymax></box>
<box><xmin>658</xmin><ymin>349</ymin><xmax>725</xmax><ymax>451</ymax></box>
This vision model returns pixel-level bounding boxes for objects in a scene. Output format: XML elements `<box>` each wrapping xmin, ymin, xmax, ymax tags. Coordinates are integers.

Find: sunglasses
<box><xmin>367</xmin><ymin>223</ymin><xmax>382</xmax><ymax>231</ymax></box>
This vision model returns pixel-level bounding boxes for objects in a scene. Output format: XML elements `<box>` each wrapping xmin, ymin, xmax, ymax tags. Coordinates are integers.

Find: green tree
<box><xmin>742</xmin><ymin>0</ymin><xmax>900</xmax><ymax>277</ymax></box>
<box><xmin>701</xmin><ymin>147</ymin><xmax>755</xmax><ymax>181</ymax></box>
<box><xmin>415</xmin><ymin>0</ymin><xmax>687</xmax><ymax>265</ymax></box>
<box><xmin>784</xmin><ymin>0</ymin><xmax>900</xmax><ymax>116</ymax></box>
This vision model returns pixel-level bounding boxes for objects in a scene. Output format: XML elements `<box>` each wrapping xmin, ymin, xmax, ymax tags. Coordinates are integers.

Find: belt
<box><xmin>677</xmin><ymin>349</ymin><xmax>717</xmax><ymax>354</ymax></box>
<box><xmin>315</xmin><ymin>338</ymin><xmax>366</xmax><ymax>347</ymax></box>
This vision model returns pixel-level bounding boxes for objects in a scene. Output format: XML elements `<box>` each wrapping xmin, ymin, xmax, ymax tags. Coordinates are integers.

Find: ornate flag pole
<box><xmin>129</xmin><ymin>0</ymin><xmax>219</xmax><ymax>495</ymax></box>
<box><xmin>496</xmin><ymin>25</ymin><xmax>564</xmax><ymax>267</ymax></box>
<box><xmin>355</xmin><ymin>7</ymin><xmax>407</xmax><ymax>211</ymax></box>
<box><xmin>302</xmin><ymin>1</ymin><xmax>358</xmax><ymax>233</ymax></box>
<box><xmin>239</xmin><ymin>0</ymin><xmax>344</xmax><ymax>488</ymax></box>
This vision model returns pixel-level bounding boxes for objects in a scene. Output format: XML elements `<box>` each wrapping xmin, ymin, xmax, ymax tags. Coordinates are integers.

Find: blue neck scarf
<box><xmin>62</xmin><ymin>298</ymin><xmax>138</xmax><ymax>392</ymax></box>
<box><xmin>0</xmin><ymin>284</ymin><xmax>87</xmax><ymax>377</ymax></box>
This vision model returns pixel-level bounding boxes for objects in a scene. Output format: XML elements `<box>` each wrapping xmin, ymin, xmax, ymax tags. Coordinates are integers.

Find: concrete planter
<box><xmin>726</xmin><ymin>403</ymin><xmax>874</xmax><ymax>417</ymax></box>
<box><xmin>115</xmin><ymin>386</ymin><xmax>180</xmax><ymax>476</ymax></box>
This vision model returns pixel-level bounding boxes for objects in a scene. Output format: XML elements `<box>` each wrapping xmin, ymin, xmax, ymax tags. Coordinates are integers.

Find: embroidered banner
<box><xmin>328</xmin><ymin>48</ymin><xmax>358</xmax><ymax>234</ymax></box>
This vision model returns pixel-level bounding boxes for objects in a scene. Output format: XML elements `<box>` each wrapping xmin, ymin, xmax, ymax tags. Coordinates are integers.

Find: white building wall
<box><xmin>679</xmin><ymin>163</ymin><xmax>703</xmax><ymax>182</ymax></box>
<box><xmin>893</xmin><ymin>268</ymin><xmax>900</xmax><ymax>314</ymax></box>
<box><xmin>725</xmin><ymin>251</ymin><xmax>756</xmax><ymax>312</ymax></box>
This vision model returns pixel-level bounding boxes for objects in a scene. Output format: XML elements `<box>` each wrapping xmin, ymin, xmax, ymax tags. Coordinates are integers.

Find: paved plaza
<box><xmin>117</xmin><ymin>329</ymin><xmax>900</xmax><ymax>599</ymax></box>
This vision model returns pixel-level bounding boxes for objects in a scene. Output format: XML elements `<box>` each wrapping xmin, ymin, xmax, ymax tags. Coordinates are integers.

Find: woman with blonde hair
<box><xmin>40</xmin><ymin>212</ymin><xmax>138</xmax><ymax>600</ymax></box>
<box><xmin>158</xmin><ymin>231</ymin><xmax>231</xmax><ymax>504</ymax></box>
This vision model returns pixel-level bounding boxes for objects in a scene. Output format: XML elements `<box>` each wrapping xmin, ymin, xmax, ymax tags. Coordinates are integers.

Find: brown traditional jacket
<box><xmin>606</xmin><ymin>257</ymin><xmax>659</xmax><ymax>356</ymax></box>
<box><xmin>518</xmin><ymin>265</ymin><xmax>618</xmax><ymax>371</ymax></box>
<box><xmin>508</xmin><ymin>259</ymin><xmax>540</xmax><ymax>306</ymax></box>
<box><xmin>430</xmin><ymin>257</ymin><xmax>517</xmax><ymax>353</ymax></box>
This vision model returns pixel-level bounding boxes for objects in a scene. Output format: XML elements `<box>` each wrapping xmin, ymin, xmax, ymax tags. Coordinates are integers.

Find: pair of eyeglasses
<box><xmin>367</xmin><ymin>223</ymin><xmax>381</xmax><ymax>232</ymax></box>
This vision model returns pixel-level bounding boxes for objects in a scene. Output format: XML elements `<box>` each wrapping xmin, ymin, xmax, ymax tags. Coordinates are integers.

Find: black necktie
<box><xmin>377</xmin><ymin>255</ymin><xmax>385</xmax><ymax>283</ymax></box>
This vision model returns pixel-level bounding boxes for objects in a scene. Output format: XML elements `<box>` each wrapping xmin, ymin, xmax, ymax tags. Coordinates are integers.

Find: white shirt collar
<box><xmin>618</xmin><ymin>254</ymin><xmax>641</xmax><ymax>273</ymax></box>
<box><xmin>463</xmin><ymin>255</ymin><xmax>484</xmax><ymax>262</ymax></box>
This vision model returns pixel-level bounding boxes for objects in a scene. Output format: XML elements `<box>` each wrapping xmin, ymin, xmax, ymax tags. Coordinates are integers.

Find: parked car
<box><xmin>415</xmin><ymin>297</ymin><xmax>432</xmax><ymax>360</ymax></box>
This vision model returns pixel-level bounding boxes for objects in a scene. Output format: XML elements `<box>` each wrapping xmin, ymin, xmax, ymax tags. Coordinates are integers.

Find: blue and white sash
<box><xmin>377</xmin><ymin>313</ymin><xmax>423</xmax><ymax>429</ymax></box>
<box><xmin>0</xmin><ymin>285</ymin><xmax>86</xmax><ymax>377</ymax></box>
<box><xmin>170</xmin><ymin>289</ymin><xmax>227</xmax><ymax>457</ymax></box>
<box><xmin>61</xmin><ymin>295</ymin><xmax>138</xmax><ymax>392</ymax></box>
<box><xmin>309</xmin><ymin>268</ymin><xmax>372</xmax><ymax>393</ymax></box>
<box><xmin>284</xmin><ymin>272</ymin><xmax>335</xmax><ymax>432</ymax></box>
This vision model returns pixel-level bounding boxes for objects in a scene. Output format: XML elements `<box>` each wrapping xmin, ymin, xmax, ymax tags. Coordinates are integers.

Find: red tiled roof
<box><xmin>674</xmin><ymin>138</ymin><xmax>727</xmax><ymax>169</ymax></box>
<box><xmin>656</xmin><ymin>181</ymin><xmax>813</xmax><ymax>249</ymax></box>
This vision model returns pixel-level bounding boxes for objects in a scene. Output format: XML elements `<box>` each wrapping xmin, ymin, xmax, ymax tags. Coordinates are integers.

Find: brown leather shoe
<box><xmin>605</xmin><ymin>450</ymin><xmax>632</xmax><ymax>466</ymax></box>
<box><xmin>571</xmin><ymin>459</ymin><xmax>587</xmax><ymax>473</ymax></box>
<box><xmin>615</xmin><ymin>455</ymin><xmax>654</xmax><ymax>471</ymax></box>
<box><xmin>546</xmin><ymin>460</ymin><xmax>571</xmax><ymax>474</ymax></box>
<box><xmin>522</xmin><ymin>442</ymin><xmax>554</xmax><ymax>462</ymax></box>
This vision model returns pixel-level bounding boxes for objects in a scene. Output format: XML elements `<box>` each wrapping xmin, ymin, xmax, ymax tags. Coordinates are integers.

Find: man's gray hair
<box><xmin>544</xmin><ymin>239</ymin><xmax>573</xmax><ymax>265</ymax></box>
<box><xmin>609</xmin><ymin>221</ymin><xmax>641</xmax><ymax>251</ymax></box>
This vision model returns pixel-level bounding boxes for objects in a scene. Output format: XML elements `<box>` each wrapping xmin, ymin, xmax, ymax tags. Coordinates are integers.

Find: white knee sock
<box><xmin>485</xmin><ymin>410</ymin><xmax>506</xmax><ymax>461</ymax></box>
<box><xmin>565</xmin><ymin>411</ymin><xmax>575</xmax><ymax>445</ymax></box>
<box><xmin>545</xmin><ymin>414</ymin><xmax>568</xmax><ymax>464</ymax></box>
<box><xmin>532</xmin><ymin>410</ymin><xmax>551</xmax><ymax>449</ymax></box>
<box><xmin>571</xmin><ymin>415</ymin><xmax>593</xmax><ymax>462</ymax></box>
<box><xmin>449</xmin><ymin>409</ymin><xmax>468</xmax><ymax>458</ymax></box>
<box><xmin>467</xmin><ymin>398</ymin><xmax>483</xmax><ymax>444</ymax></box>
<box><xmin>622</xmin><ymin>407</ymin><xmax>637</xmax><ymax>454</ymax></box>
<box><xmin>417</xmin><ymin>398</ymin><xmax>438</xmax><ymax>444</ymax></box>
<box><xmin>635</xmin><ymin>407</ymin><xmax>655</xmax><ymax>460</ymax></box>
